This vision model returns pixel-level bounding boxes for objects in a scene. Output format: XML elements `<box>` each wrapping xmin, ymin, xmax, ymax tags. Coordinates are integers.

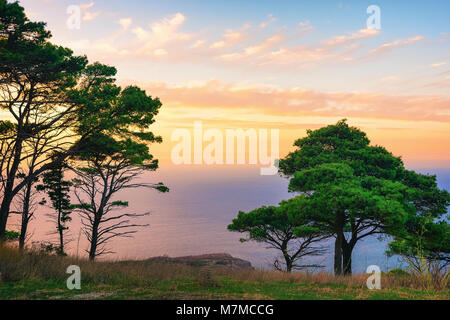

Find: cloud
<box><xmin>431</xmin><ymin>62</ymin><xmax>447</xmax><ymax>67</ymax></box>
<box><xmin>58</xmin><ymin>10</ymin><xmax>428</xmax><ymax>72</ymax></box>
<box><xmin>79</xmin><ymin>2</ymin><xmax>94</xmax><ymax>10</ymax></box>
<box><xmin>437</xmin><ymin>32</ymin><xmax>450</xmax><ymax>43</ymax></box>
<box><xmin>190</xmin><ymin>40</ymin><xmax>206</xmax><ymax>49</ymax></box>
<box><xmin>153</xmin><ymin>48</ymin><xmax>168</xmax><ymax>56</ymax></box>
<box><xmin>259</xmin><ymin>14</ymin><xmax>277</xmax><ymax>29</ymax></box>
<box><xmin>299</xmin><ymin>20</ymin><xmax>310</xmax><ymax>27</ymax></box>
<box><xmin>80</xmin><ymin>2</ymin><xmax>100</xmax><ymax>21</ymax></box>
<box><xmin>119</xmin><ymin>18</ymin><xmax>132</xmax><ymax>30</ymax></box>
<box><xmin>369</xmin><ymin>36</ymin><xmax>425</xmax><ymax>55</ymax></box>
<box><xmin>213</xmin><ymin>28</ymin><xmax>376</xmax><ymax>67</ymax></box>
<box><xmin>380</xmin><ymin>75</ymin><xmax>398</xmax><ymax>82</ymax></box>
<box><xmin>128</xmin><ymin>13</ymin><xmax>194</xmax><ymax>57</ymax></box>
<box><xmin>210</xmin><ymin>24</ymin><xmax>250</xmax><ymax>49</ymax></box>
<box><xmin>323</xmin><ymin>28</ymin><xmax>380</xmax><ymax>47</ymax></box>
<box><xmin>216</xmin><ymin>34</ymin><xmax>284</xmax><ymax>61</ymax></box>
<box><xmin>297</xmin><ymin>20</ymin><xmax>315</xmax><ymax>35</ymax></box>
<box><xmin>132</xmin><ymin>12</ymin><xmax>191</xmax><ymax>42</ymax></box>
<box><xmin>83</xmin><ymin>11</ymin><xmax>101</xmax><ymax>21</ymax></box>
<box><xmin>129</xmin><ymin>79</ymin><xmax>450</xmax><ymax>122</ymax></box>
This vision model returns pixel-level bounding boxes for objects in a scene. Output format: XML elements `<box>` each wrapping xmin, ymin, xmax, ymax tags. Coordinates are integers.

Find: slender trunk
<box><xmin>56</xmin><ymin>204</ymin><xmax>66</xmax><ymax>255</ymax></box>
<box><xmin>89</xmin><ymin>216</ymin><xmax>101</xmax><ymax>261</ymax></box>
<box><xmin>19</xmin><ymin>178</ymin><xmax>33</xmax><ymax>250</ymax></box>
<box><xmin>58</xmin><ymin>225</ymin><xmax>64</xmax><ymax>255</ymax></box>
<box><xmin>19</xmin><ymin>216</ymin><xmax>28</xmax><ymax>250</ymax></box>
<box><xmin>0</xmin><ymin>137</ymin><xmax>24</xmax><ymax>238</ymax></box>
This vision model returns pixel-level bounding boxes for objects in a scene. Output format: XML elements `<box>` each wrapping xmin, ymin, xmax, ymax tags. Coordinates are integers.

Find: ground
<box><xmin>0</xmin><ymin>246</ymin><xmax>448</xmax><ymax>300</ymax></box>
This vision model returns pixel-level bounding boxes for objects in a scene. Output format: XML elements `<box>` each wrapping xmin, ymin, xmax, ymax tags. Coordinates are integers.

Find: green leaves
<box><xmin>0</xmin><ymin>0</ymin><xmax>50</xmax><ymax>43</ymax></box>
<box><xmin>228</xmin><ymin>195</ymin><xmax>328</xmax><ymax>272</ymax></box>
<box><xmin>275</xmin><ymin>120</ymin><xmax>449</xmax><ymax>274</ymax></box>
<box><xmin>279</xmin><ymin>119</ymin><xmax>403</xmax><ymax>179</ymax></box>
<box><xmin>4</xmin><ymin>230</ymin><xmax>19</xmax><ymax>241</ymax></box>
<box><xmin>289</xmin><ymin>162</ymin><xmax>354</xmax><ymax>193</ymax></box>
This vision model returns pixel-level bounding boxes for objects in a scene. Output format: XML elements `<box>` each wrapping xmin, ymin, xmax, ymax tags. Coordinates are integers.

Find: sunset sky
<box><xmin>18</xmin><ymin>0</ymin><xmax>450</xmax><ymax>168</ymax></box>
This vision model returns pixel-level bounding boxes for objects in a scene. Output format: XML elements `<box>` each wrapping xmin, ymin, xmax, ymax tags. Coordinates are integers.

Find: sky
<box><xmin>15</xmin><ymin>0</ymin><xmax>450</xmax><ymax>168</ymax></box>
<box><xmin>6</xmin><ymin>0</ymin><xmax>450</xmax><ymax>264</ymax></box>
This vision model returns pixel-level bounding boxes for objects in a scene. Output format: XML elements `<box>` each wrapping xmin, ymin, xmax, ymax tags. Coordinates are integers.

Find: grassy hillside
<box><xmin>0</xmin><ymin>246</ymin><xmax>448</xmax><ymax>300</ymax></box>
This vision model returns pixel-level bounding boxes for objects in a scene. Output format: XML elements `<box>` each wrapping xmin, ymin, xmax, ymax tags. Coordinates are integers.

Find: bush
<box><xmin>387</xmin><ymin>268</ymin><xmax>410</xmax><ymax>276</ymax></box>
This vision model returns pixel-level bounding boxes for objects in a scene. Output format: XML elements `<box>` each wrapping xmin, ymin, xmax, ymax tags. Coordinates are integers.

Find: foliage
<box><xmin>278</xmin><ymin>119</ymin><xmax>449</xmax><ymax>275</ymax></box>
<box><xmin>36</xmin><ymin>158</ymin><xmax>73</xmax><ymax>255</ymax></box>
<box><xmin>68</xmin><ymin>76</ymin><xmax>168</xmax><ymax>260</ymax></box>
<box><xmin>229</xmin><ymin>195</ymin><xmax>328</xmax><ymax>272</ymax></box>
<box><xmin>0</xmin><ymin>0</ymin><xmax>167</xmax><ymax>243</ymax></box>
<box><xmin>4</xmin><ymin>230</ymin><xmax>19</xmax><ymax>241</ymax></box>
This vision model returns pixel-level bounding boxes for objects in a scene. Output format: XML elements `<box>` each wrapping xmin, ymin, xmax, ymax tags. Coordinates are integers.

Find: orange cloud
<box><xmin>369</xmin><ymin>36</ymin><xmax>425</xmax><ymax>55</ymax></box>
<box><xmin>216</xmin><ymin>34</ymin><xmax>284</xmax><ymax>61</ymax></box>
<box><xmin>210</xmin><ymin>24</ymin><xmax>250</xmax><ymax>49</ymax></box>
<box><xmin>125</xmin><ymin>79</ymin><xmax>450</xmax><ymax>122</ymax></box>
<box><xmin>323</xmin><ymin>28</ymin><xmax>380</xmax><ymax>47</ymax></box>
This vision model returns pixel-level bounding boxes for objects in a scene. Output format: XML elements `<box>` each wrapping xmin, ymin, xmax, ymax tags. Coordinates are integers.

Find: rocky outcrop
<box><xmin>146</xmin><ymin>253</ymin><xmax>253</xmax><ymax>269</ymax></box>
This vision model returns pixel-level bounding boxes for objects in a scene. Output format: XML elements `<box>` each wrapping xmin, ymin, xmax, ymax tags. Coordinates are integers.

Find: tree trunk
<box><xmin>0</xmin><ymin>192</ymin><xmax>14</xmax><ymax>239</ymax></box>
<box><xmin>58</xmin><ymin>225</ymin><xmax>64</xmax><ymax>255</ymax></box>
<box><xmin>57</xmin><ymin>205</ymin><xmax>65</xmax><ymax>255</ymax></box>
<box><xmin>284</xmin><ymin>256</ymin><xmax>293</xmax><ymax>273</ymax></box>
<box><xmin>19</xmin><ymin>178</ymin><xmax>33</xmax><ymax>250</ymax></box>
<box><xmin>334</xmin><ymin>234</ymin><xmax>342</xmax><ymax>275</ymax></box>
<box><xmin>0</xmin><ymin>137</ymin><xmax>24</xmax><ymax>238</ymax></box>
<box><xmin>342</xmin><ymin>242</ymin><xmax>354</xmax><ymax>276</ymax></box>
<box><xmin>334</xmin><ymin>211</ymin><xmax>345</xmax><ymax>276</ymax></box>
<box><xmin>19</xmin><ymin>216</ymin><xmax>28</xmax><ymax>250</ymax></box>
<box><xmin>282</xmin><ymin>241</ymin><xmax>292</xmax><ymax>272</ymax></box>
<box><xmin>88</xmin><ymin>235</ymin><xmax>97</xmax><ymax>261</ymax></box>
<box><xmin>89</xmin><ymin>218</ymin><xmax>100</xmax><ymax>261</ymax></box>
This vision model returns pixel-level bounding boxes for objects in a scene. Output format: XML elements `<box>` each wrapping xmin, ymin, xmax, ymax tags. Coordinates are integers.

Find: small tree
<box><xmin>228</xmin><ymin>196</ymin><xmax>328</xmax><ymax>272</ymax></box>
<box><xmin>388</xmin><ymin>214</ymin><xmax>449</xmax><ymax>287</ymax></box>
<box><xmin>37</xmin><ymin>158</ymin><xmax>73</xmax><ymax>255</ymax></box>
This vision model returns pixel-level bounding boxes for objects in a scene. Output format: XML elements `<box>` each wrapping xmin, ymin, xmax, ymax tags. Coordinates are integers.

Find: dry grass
<box><xmin>220</xmin><ymin>267</ymin><xmax>448</xmax><ymax>291</ymax></box>
<box><xmin>0</xmin><ymin>244</ymin><xmax>199</xmax><ymax>286</ymax></box>
<box><xmin>0</xmin><ymin>244</ymin><xmax>448</xmax><ymax>294</ymax></box>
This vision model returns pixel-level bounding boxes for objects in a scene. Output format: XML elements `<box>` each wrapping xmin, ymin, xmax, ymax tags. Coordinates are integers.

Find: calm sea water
<box><xmin>12</xmin><ymin>165</ymin><xmax>450</xmax><ymax>273</ymax></box>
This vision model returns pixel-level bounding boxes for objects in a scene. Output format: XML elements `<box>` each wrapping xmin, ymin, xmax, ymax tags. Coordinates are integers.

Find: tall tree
<box><xmin>288</xmin><ymin>162</ymin><xmax>415</xmax><ymax>275</ymax></box>
<box><xmin>12</xmin><ymin>127</ymin><xmax>56</xmax><ymax>249</ymax></box>
<box><xmin>0</xmin><ymin>0</ymin><xmax>87</xmax><ymax>238</ymax></box>
<box><xmin>37</xmin><ymin>157</ymin><xmax>73</xmax><ymax>255</ymax></box>
<box><xmin>228</xmin><ymin>196</ymin><xmax>328</xmax><ymax>272</ymax></box>
<box><xmin>279</xmin><ymin>120</ymin><xmax>449</xmax><ymax>275</ymax></box>
<box><xmin>1</xmin><ymin>1</ymin><xmax>166</xmax><ymax>240</ymax></box>
<box><xmin>70</xmin><ymin>85</ymin><xmax>169</xmax><ymax>260</ymax></box>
